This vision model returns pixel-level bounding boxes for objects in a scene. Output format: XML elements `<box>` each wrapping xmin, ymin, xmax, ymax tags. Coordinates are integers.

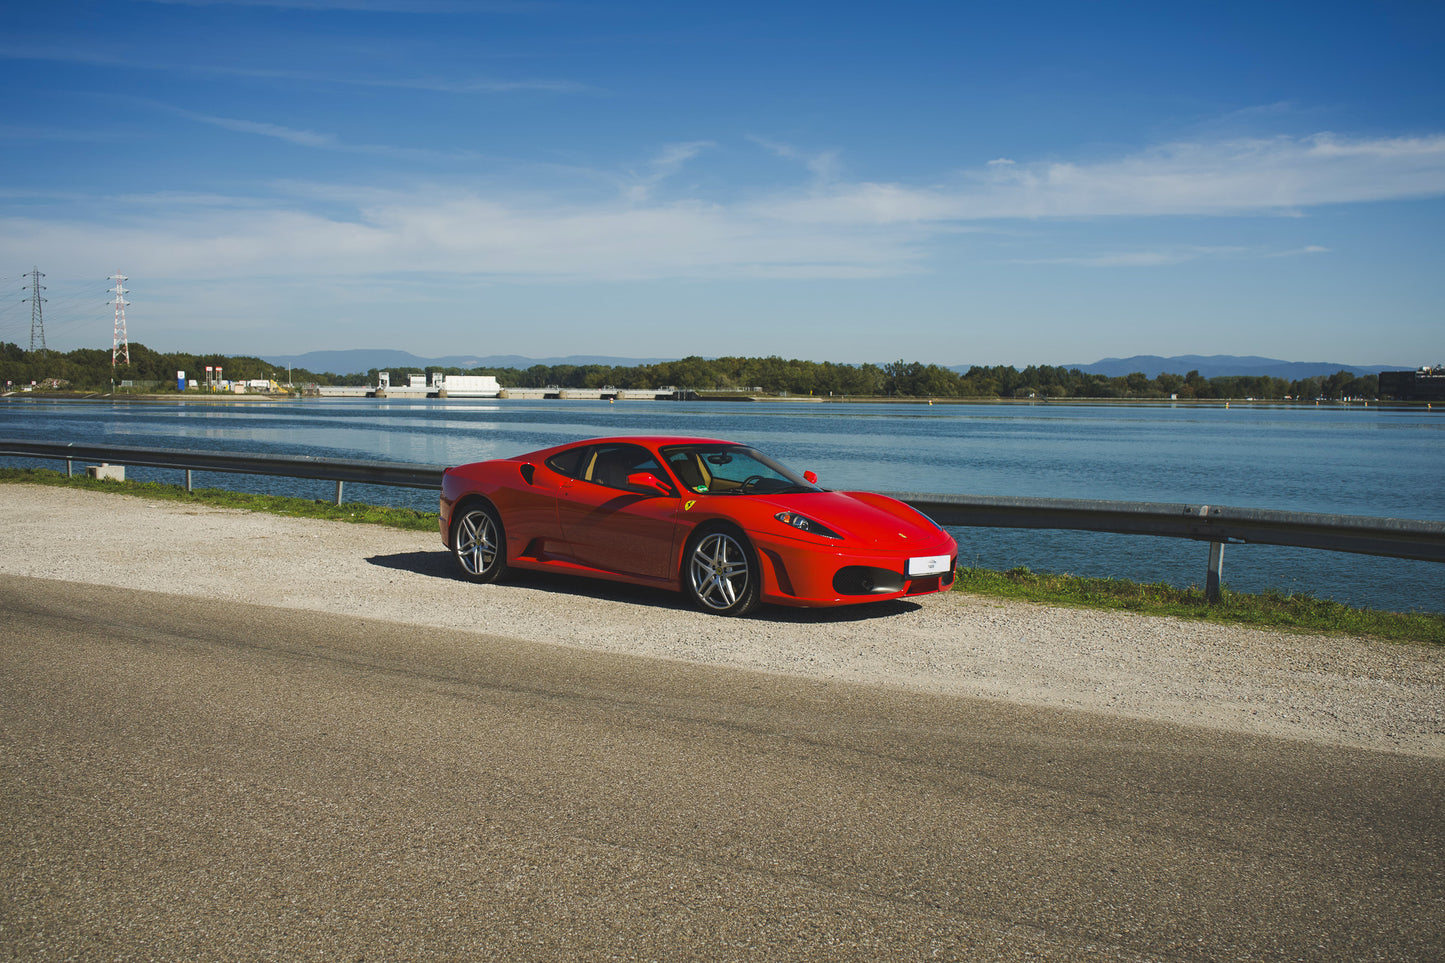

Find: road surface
<box><xmin>3</xmin><ymin>573</ymin><xmax>1442</xmax><ymax>961</ymax></box>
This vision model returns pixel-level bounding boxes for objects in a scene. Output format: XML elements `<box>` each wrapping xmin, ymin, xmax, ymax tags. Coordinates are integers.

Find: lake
<box><xmin>2</xmin><ymin>397</ymin><xmax>1441</xmax><ymax>613</ymax></box>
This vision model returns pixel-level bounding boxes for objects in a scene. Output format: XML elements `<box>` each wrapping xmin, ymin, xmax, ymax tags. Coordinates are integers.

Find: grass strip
<box><xmin>0</xmin><ymin>467</ymin><xmax>437</xmax><ymax>531</ymax></box>
<box><xmin>4</xmin><ymin>468</ymin><xmax>1440</xmax><ymax>644</ymax></box>
<box><xmin>955</xmin><ymin>566</ymin><xmax>1443</xmax><ymax>645</ymax></box>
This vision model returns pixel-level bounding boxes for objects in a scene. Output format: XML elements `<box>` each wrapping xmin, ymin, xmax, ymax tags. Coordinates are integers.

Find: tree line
<box><xmin>0</xmin><ymin>342</ymin><xmax>1381</xmax><ymax>401</ymax></box>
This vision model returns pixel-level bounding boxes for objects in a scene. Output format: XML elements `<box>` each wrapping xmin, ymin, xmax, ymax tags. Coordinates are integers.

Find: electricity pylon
<box><xmin>23</xmin><ymin>267</ymin><xmax>46</xmax><ymax>353</ymax></box>
<box><xmin>110</xmin><ymin>272</ymin><xmax>130</xmax><ymax>367</ymax></box>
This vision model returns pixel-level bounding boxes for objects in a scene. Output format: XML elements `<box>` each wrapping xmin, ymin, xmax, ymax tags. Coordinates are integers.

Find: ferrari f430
<box><xmin>440</xmin><ymin>436</ymin><xmax>957</xmax><ymax>616</ymax></box>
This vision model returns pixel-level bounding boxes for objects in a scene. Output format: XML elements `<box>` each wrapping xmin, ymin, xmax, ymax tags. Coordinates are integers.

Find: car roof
<box><xmin>554</xmin><ymin>435</ymin><xmax>742</xmax><ymax>449</ymax></box>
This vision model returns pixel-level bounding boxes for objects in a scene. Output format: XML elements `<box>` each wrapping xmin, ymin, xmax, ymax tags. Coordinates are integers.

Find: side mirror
<box><xmin>627</xmin><ymin>471</ymin><xmax>674</xmax><ymax>497</ymax></box>
<box><xmin>803</xmin><ymin>470</ymin><xmax>818</xmax><ymax>485</ymax></box>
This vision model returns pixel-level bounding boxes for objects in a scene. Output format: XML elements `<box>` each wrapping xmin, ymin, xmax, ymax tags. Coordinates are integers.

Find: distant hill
<box><xmin>265</xmin><ymin>349</ymin><xmax>674</xmax><ymax>375</ymax></box>
<box><xmin>952</xmin><ymin>355</ymin><xmax>1407</xmax><ymax>380</ymax></box>
<box><xmin>270</xmin><ymin>349</ymin><xmax>1411</xmax><ymax>380</ymax></box>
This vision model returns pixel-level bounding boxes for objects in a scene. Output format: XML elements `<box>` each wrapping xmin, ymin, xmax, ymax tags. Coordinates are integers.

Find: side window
<box><xmin>587</xmin><ymin>444</ymin><xmax>671</xmax><ymax>494</ymax></box>
<box><xmin>665</xmin><ymin>450</ymin><xmax>708</xmax><ymax>491</ymax></box>
<box><xmin>545</xmin><ymin>447</ymin><xmax>589</xmax><ymax>479</ymax></box>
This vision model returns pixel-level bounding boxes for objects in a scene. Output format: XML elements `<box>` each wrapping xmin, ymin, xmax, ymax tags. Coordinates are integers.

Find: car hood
<box><xmin>760</xmin><ymin>490</ymin><xmax>949</xmax><ymax>545</ymax></box>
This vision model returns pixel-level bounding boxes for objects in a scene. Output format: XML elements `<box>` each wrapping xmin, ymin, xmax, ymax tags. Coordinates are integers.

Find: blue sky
<box><xmin>1</xmin><ymin>0</ymin><xmax>1442</xmax><ymax>367</ymax></box>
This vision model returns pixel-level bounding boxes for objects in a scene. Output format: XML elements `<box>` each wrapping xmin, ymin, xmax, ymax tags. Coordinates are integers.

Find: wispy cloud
<box><xmin>623</xmin><ymin>142</ymin><xmax>715</xmax><ymax>202</ymax></box>
<box><xmin>749</xmin><ymin>136</ymin><xmax>843</xmax><ymax>182</ymax></box>
<box><xmin>1267</xmin><ymin>245</ymin><xmax>1331</xmax><ymax>258</ymax></box>
<box><xmin>765</xmin><ymin>133</ymin><xmax>1445</xmax><ymax>224</ymax></box>
<box><xmin>170</xmin><ymin>63</ymin><xmax>594</xmax><ymax>95</ymax></box>
<box><xmin>180</xmin><ymin>111</ymin><xmax>339</xmax><ymax>149</ymax></box>
<box><xmin>0</xmin><ymin>182</ymin><xmax>922</xmax><ymax>283</ymax></box>
<box><xmin>354</xmin><ymin>75</ymin><xmax>592</xmax><ymax>94</ymax></box>
<box><xmin>140</xmin><ymin>1</ymin><xmax>554</xmax><ymax>14</ymax></box>
<box><xmin>0</xmin><ymin>124</ymin><xmax>117</xmax><ymax>143</ymax></box>
<box><xmin>1007</xmin><ymin>246</ymin><xmax>1270</xmax><ymax>268</ymax></box>
<box><xmin>0</xmin><ymin>132</ymin><xmax>1436</xmax><ymax>285</ymax></box>
<box><xmin>152</xmin><ymin>102</ymin><xmax>484</xmax><ymax>162</ymax></box>
<box><xmin>0</xmin><ymin>43</ymin><xmax>591</xmax><ymax>96</ymax></box>
<box><xmin>1010</xmin><ymin>251</ymin><xmax>1220</xmax><ymax>268</ymax></box>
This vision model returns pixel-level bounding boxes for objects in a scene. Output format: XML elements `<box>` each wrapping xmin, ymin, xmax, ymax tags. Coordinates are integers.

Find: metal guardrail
<box><xmin>0</xmin><ymin>440</ymin><xmax>445</xmax><ymax>506</ymax></box>
<box><xmin>4</xmin><ymin>439</ymin><xmax>1443</xmax><ymax>601</ymax></box>
<box><xmin>891</xmin><ymin>493</ymin><xmax>1445</xmax><ymax>599</ymax></box>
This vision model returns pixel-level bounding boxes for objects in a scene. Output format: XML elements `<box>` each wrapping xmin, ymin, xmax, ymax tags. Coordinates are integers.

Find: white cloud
<box><xmin>767</xmin><ymin>133</ymin><xmax>1445</xmax><ymax>224</ymax></box>
<box><xmin>167</xmin><ymin>63</ymin><xmax>593</xmax><ymax>95</ymax></box>
<box><xmin>1267</xmin><ymin>245</ymin><xmax>1332</xmax><ymax>258</ymax></box>
<box><xmin>153</xmin><ymin>102</ymin><xmax>486</xmax><ymax>162</ymax></box>
<box><xmin>1</xmin><ymin>132</ymin><xmax>1439</xmax><ymax>286</ymax></box>
<box><xmin>624</xmin><ymin>142</ymin><xmax>715</xmax><ymax>202</ymax></box>
<box><xmin>749</xmin><ymin>136</ymin><xmax>843</xmax><ymax>182</ymax></box>
<box><xmin>0</xmin><ymin>43</ymin><xmax>591</xmax><ymax>96</ymax></box>
<box><xmin>1008</xmin><ymin>246</ymin><xmax>1255</xmax><ymax>268</ymax></box>
<box><xmin>1009</xmin><ymin>242</ymin><xmax>1335</xmax><ymax>268</ymax></box>
<box><xmin>0</xmin><ymin>186</ymin><xmax>922</xmax><ymax>284</ymax></box>
<box><xmin>1014</xmin><ymin>251</ymin><xmax>1203</xmax><ymax>268</ymax></box>
<box><xmin>182</xmin><ymin>111</ymin><xmax>339</xmax><ymax>149</ymax></box>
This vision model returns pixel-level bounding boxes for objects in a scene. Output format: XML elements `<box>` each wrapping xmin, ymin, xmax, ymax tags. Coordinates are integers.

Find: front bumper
<box><xmin>749</xmin><ymin>532</ymin><xmax>958</xmax><ymax>607</ymax></box>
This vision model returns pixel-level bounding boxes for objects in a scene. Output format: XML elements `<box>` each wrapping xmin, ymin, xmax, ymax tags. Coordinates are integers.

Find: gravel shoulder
<box><xmin>3</xmin><ymin>484</ymin><xmax>1441</xmax><ymax>758</ymax></box>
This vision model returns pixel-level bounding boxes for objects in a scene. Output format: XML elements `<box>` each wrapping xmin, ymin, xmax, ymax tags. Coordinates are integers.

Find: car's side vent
<box><xmin>519</xmin><ymin>463</ymin><xmax>536</xmax><ymax>484</ymax></box>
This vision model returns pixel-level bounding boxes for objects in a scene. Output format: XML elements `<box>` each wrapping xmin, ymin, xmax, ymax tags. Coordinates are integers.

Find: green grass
<box><xmin>0</xmin><ymin>467</ymin><xmax>438</xmax><ymax>531</ymax></box>
<box><xmin>955</xmin><ymin>566</ymin><xmax>1443</xmax><ymax>645</ymax></box>
<box><xmin>3</xmin><ymin>468</ymin><xmax>1440</xmax><ymax>644</ymax></box>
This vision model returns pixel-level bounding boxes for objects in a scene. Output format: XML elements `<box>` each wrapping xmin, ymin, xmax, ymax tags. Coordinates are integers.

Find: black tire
<box><xmin>451</xmin><ymin>501</ymin><xmax>507</xmax><ymax>583</ymax></box>
<box><xmin>685</xmin><ymin>526</ymin><xmax>760</xmax><ymax>616</ymax></box>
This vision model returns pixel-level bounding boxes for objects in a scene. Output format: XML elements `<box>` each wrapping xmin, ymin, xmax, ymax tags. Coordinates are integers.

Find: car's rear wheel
<box><xmin>451</xmin><ymin>501</ymin><xmax>507</xmax><ymax>583</ymax></box>
<box><xmin>685</xmin><ymin>527</ymin><xmax>760</xmax><ymax>616</ymax></box>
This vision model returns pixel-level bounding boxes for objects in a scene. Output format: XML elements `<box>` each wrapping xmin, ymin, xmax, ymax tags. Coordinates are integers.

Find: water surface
<box><xmin>3</xmin><ymin>398</ymin><xmax>1440</xmax><ymax>613</ymax></box>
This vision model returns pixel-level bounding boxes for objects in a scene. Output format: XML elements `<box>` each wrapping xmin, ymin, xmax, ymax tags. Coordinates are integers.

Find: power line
<box><xmin>0</xmin><ymin>288</ymin><xmax>29</xmax><ymax>341</ymax></box>
<box><xmin>25</xmin><ymin>287</ymin><xmax>103</xmax><ymax>341</ymax></box>
<box><xmin>1</xmin><ymin>275</ymin><xmax>125</xmax><ymax>351</ymax></box>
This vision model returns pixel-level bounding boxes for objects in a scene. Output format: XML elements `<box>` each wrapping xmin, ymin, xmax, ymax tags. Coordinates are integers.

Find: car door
<box><xmin>555</xmin><ymin>443</ymin><xmax>681</xmax><ymax>580</ymax></box>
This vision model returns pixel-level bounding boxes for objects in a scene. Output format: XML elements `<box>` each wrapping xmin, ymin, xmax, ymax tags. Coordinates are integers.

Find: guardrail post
<box><xmin>335</xmin><ymin>480</ymin><xmax>344</xmax><ymax>505</ymax></box>
<box><xmin>1206</xmin><ymin>542</ymin><xmax>1226</xmax><ymax>602</ymax></box>
<box><xmin>185</xmin><ymin>469</ymin><xmax>193</xmax><ymax>493</ymax></box>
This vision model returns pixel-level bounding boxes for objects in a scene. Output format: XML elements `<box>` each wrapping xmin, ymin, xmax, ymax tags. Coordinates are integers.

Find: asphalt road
<box><xmin>2</xmin><ymin>574</ymin><xmax>1442</xmax><ymax>962</ymax></box>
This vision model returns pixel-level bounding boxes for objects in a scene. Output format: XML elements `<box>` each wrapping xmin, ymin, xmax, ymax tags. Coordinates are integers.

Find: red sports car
<box><xmin>439</xmin><ymin>436</ymin><xmax>957</xmax><ymax>616</ymax></box>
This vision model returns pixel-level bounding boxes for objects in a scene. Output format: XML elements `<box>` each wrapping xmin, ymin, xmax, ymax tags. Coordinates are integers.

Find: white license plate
<box><xmin>906</xmin><ymin>554</ymin><xmax>950</xmax><ymax>576</ymax></box>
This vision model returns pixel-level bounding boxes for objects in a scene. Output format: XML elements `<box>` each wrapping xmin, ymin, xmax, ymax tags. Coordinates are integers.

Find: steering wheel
<box><xmin>737</xmin><ymin>475</ymin><xmax>766</xmax><ymax>493</ymax></box>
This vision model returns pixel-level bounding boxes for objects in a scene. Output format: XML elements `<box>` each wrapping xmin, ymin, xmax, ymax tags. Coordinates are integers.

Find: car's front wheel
<box><xmin>451</xmin><ymin>501</ymin><xmax>507</xmax><ymax>583</ymax></box>
<box><xmin>685</xmin><ymin>527</ymin><xmax>760</xmax><ymax>616</ymax></box>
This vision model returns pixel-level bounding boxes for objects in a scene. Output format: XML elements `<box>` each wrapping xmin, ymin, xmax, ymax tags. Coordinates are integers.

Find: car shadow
<box><xmin>367</xmin><ymin>551</ymin><xmax>457</xmax><ymax>579</ymax></box>
<box><xmin>365</xmin><ymin>551</ymin><xmax>924</xmax><ymax>624</ymax></box>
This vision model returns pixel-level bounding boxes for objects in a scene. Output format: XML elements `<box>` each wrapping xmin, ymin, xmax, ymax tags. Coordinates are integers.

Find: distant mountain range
<box><xmin>1051</xmin><ymin>354</ymin><xmax>1407</xmax><ymax>380</ymax></box>
<box><xmin>265</xmin><ymin>349</ymin><xmax>1411</xmax><ymax>380</ymax></box>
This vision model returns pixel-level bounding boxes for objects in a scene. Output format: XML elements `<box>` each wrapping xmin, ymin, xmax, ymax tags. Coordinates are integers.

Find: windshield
<box><xmin>660</xmin><ymin>444</ymin><xmax>819</xmax><ymax>496</ymax></box>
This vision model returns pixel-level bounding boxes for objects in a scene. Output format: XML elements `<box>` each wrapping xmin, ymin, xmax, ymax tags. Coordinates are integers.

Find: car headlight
<box><xmin>775</xmin><ymin>511</ymin><xmax>843</xmax><ymax>540</ymax></box>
